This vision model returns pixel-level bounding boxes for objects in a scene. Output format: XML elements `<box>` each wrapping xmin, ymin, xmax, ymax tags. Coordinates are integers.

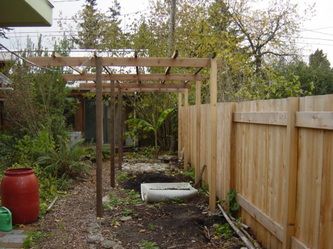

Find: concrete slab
<box><xmin>0</xmin><ymin>230</ymin><xmax>26</xmax><ymax>249</ymax></box>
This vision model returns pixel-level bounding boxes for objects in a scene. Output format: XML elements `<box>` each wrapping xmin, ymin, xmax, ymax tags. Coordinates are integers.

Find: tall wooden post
<box><xmin>178</xmin><ymin>93</ymin><xmax>183</xmax><ymax>159</ymax></box>
<box><xmin>95</xmin><ymin>57</ymin><xmax>103</xmax><ymax>217</ymax></box>
<box><xmin>209</xmin><ymin>58</ymin><xmax>217</xmax><ymax>212</ymax></box>
<box><xmin>283</xmin><ymin>97</ymin><xmax>299</xmax><ymax>249</ymax></box>
<box><xmin>109</xmin><ymin>80</ymin><xmax>115</xmax><ymax>187</ymax></box>
<box><xmin>183</xmin><ymin>89</ymin><xmax>189</xmax><ymax>170</ymax></box>
<box><xmin>195</xmin><ymin>80</ymin><xmax>201</xmax><ymax>184</ymax></box>
<box><xmin>117</xmin><ymin>90</ymin><xmax>123</xmax><ymax>170</ymax></box>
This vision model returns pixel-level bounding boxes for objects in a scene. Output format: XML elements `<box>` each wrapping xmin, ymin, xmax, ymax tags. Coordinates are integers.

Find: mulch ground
<box><xmin>28</xmin><ymin>160</ymin><xmax>245</xmax><ymax>249</ymax></box>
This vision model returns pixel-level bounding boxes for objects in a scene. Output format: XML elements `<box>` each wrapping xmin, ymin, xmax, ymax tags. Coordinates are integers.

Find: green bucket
<box><xmin>0</xmin><ymin>206</ymin><xmax>12</xmax><ymax>232</ymax></box>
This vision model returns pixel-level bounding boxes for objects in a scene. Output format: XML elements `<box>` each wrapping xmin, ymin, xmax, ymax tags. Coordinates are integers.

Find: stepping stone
<box><xmin>0</xmin><ymin>230</ymin><xmax>27</xmax><ymax>248</ymax></box>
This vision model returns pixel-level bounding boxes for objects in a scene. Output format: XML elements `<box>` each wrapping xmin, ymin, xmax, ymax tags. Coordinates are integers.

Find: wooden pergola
<box><xmin>28</xmin><ymin>53</ymin><xmax>218</xmax><ymax>217</ymax></box>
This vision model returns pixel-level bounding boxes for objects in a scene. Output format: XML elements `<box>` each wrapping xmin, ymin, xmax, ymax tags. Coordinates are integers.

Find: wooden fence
<box><xmin>179</xmin><ymin>94</ymin><xmax>333</xmax><ymax>249</ymax></box>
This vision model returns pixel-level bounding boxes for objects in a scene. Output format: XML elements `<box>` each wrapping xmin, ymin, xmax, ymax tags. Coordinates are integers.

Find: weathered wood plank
<box><xmin>237</xmin><ymin>194</ymin><xmax>284</xmax><ymax>242</ymax></box>
<box><xmin>28</xmin><ymin>56</ymin><xmax>211</xmax><ymax>67</ymax></box>
<box><xmin>296</xmin><ymin>111</ymin><xmax>333</xmax><ymax>130</ymax></box>
<box><xmin>109</xmin><ymin>80</ymin><xmax>116</xmax><ymax>188</ymax></box>
<box><xmin>233</xmin><ymin>112</ymin><xmax>287</xmax><ymax>126</ymax></box>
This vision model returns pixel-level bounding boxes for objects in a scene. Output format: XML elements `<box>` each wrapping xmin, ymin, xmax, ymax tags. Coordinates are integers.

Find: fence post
<box><xmin>229</xmin><ymin>103</ymin><xmax>236</xmax><ymax>195</ymax></box>
<box><xmin>283</xmin><ymin>97</ymin><xmax>299</xmax><ymax>249</ymax></box>
<box><xmin>195</xmin><ymin>80</ymin><xmax>201</xmax><ymax>183</ymax></box>
<box><xmin>184</xmin><ymin>89</ymin><xmax>189</xmax><ymax>170</ymax></box>
<box><xmin>178</xmin><ymin>93</ymin><xmax>183</xmax><ymax>159</ymax></box>
<box><xmin>209</xmin><ymin>58</ymin><xmax>217</xmax><ymax>211</ymax></box>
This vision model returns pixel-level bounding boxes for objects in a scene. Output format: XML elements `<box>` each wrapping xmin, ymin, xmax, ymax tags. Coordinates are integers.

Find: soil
<box><xmin>29</xmin><ymin>160</ymin><xmax>245</xmax><ymax>249</ymax></box>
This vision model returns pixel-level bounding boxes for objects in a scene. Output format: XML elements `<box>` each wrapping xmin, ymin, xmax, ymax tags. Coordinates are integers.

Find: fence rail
<box><xmin>179</xmin><ymin>94</ymin><xmax>333</xmax><ymax>249</ymax></box>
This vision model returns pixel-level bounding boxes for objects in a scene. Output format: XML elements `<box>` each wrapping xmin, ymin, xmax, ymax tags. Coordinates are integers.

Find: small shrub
<box><xmin>183</xmin><ymin>168</ymin><xmax>195</xmax><ymax>181</ymax></box>
<box><xmin>227</xmin><ymin>189</ymin><xmax>240</xmax><ymax>216</ymax></box>
<box><xmin>116</xmin><ymin>171</ymin><xmax>130</xmax><ymax>184</ymax></box>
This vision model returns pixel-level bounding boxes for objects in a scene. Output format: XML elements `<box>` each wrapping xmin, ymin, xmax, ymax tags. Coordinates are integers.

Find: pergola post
<box><xmin>209</xmin><ymin>58</ymin><xmax>217</xmax><ymax>212</ymax></box>
<box><xmin>195</xmin><ymin>80</ymin><xmax>201</xmax><ymax>184</ymax></box>
<box><xmin>183</xmin><ymin>88</ymin><xmax>189</xmax><ymax>170</ymax></box>
<box><xmin>95</xmin><ymin>57</ymin><xmax>103</xmax><ymax>217</ymax></box>
<box><xmin>117</xmin><ymin>90</ymin><xmax>123</xmax><ymax>170</ymax></box>
<box><xmin>110</xmin><ymin>80</ymin><xmax>116</xmax><ymax>187</ymax></box>
<box><xmin>178</xmin><ymin>93</ymin><xmax>183</xmax><ymax>159</ymax></box>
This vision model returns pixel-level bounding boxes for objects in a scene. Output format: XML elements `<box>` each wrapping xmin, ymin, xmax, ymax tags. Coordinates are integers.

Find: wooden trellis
<box><xmin>28</xmin><ymin>53</ymin><xmax>218</xmax><ymax>217</ymax></box>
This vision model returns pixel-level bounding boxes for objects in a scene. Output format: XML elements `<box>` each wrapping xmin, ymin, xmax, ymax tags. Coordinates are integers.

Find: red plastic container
<box><xmin>0</xmin><ymin>168</ymin><xmax>39</xmax><ymax>224</ymax></box>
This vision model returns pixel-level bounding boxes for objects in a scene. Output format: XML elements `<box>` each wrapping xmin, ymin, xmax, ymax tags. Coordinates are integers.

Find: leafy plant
<box><xmin>227</xmin><ymin>189</ymin><xmax>240</xmax><ymax>216</ymax></box>
<box><xmin>37</xmin><ymin>137</ymin><xmax>89</xmax><ymax>178</ymax></box>
<box><xmin>139</xmin><ymin>240</ymin><xmax>159</xmax><ymax>249</ymax></box>
<box><xmin>127</xmin><ymin>108</ymin><xmax>174</xmax><ymax>155</ymax></box>
<box><xmin>213</xmin><ymin>223</ymin><xmax>233</xmax><ymax>239</ymax></box>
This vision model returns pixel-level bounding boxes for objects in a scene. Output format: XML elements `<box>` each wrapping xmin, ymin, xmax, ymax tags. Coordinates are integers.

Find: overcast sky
<box><xmin>2</xmin><ymin>0</ymin><xmax>333</xmax><ymax>64</ymax></box>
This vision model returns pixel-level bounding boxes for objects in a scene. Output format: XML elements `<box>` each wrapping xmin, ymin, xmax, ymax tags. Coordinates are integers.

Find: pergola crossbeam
<box><xmin>63</xmin><ymin>73</ymin><xmax>202</xmax><ymax>82</ymax></box>
<box><xmin>27</xmin><ymin>56</ymin><xmax>210</xmax><ymax>67</ymax></box>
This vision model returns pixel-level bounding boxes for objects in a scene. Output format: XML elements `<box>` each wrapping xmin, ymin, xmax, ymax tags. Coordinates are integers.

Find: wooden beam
<box><xmin>195</xmin><ymin>80</ymin><xmax>201</xmax><ymax>184</ymax></box>
<box><xmin>209</xmin><ymin>58</ymin><xmax>217</xmax><ymax>212</ymax></box>
<box><xmin>110</xmin><ymin>80</ymin><xmax>116</xmax><ymax>188</ymax></box>
<box><xmin>283</xmin><ymin>97</ymin><xmax>299</xmax><ymax>249</ymax></box>
<box><xmin>291</xmin><ymin>237</ymin><xmax>310</xmax><ymax>249</ymax></box>
<box><xmin>233</xmin><ymin>112</ymin><xmax>288</xmax><ymax>126</ymax></box>
<box><xmin>117</xmin><ymin>90</ymin><xmax>123</xmax><ymax>170</ymax></box>
<box><xmin>63</xmin><ymin>73</ymin><xmax>203</xmax><ymax>82</ymax></box>
<box><xmin>89</xmin><ymin>88</ymin><xmax>187</xmax><ymax>93</ymax></box>
<box><xmin>79</xmin><ymin>82</ymin><xmax>189</xmax><ymax>89</ymax></box>
<box><xmin>95</xmin><ymin>56</ymin><xmax>103</xmax><ymax>217</ymax></box>
<box><xmin>296</xmin><ymin>111</ymin><xmax>333</xmax><ymax>130</ymax></box>
<box><xmin>237</xmin><ymin>194</ymin><xmax>284</xmax><ymax>242</ymax></box>
<box><xmin>28</xmin><ymin>56</ymin><xmax>211</xmax><ymax>67</ymax></box>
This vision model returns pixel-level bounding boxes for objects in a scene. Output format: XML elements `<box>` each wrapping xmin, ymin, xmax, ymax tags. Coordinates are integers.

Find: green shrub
<box><xmin>37</xmin><ymin>136</ymin><xmax>90</xmax><ymax>178</ymax></box>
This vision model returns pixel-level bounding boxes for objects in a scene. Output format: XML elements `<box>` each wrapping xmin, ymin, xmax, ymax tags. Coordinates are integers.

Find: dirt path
<box><xmin>31</xmin><ymin>161</ymin><xmax>112</xmax><ymax>249</ymax></box>
<box><xmin>31</xmin><ymin>161</ymin><xmax>245</xmax><ymax>249</ymax></box>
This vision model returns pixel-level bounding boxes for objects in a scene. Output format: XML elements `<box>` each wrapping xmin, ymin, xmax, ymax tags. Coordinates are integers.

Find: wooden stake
<box><xmin>195</xmin><ymin>80</ymin><xmax>201</xmax><ymax>184</ymax></box>
<box><xmin>282</xmin><ymin>97</ymin><xmax>299</xmax><ymax>249</ymax></box>
<box><xmin>95</xmin><ymin>56</ymin><xmax>103</xmax><ymax>217</ymax></box>
<box><xmin>209</xmin><ymin>58</ymin><xmax>217</xmax><ymax>212</ymax></box>
<box><xmin>117</xmin><ymin>90</ymin><xmax>123</xmax><ymax>170</ymax></box>
<box><xmin>218</xmin><ymin>204</ymin><xmax>256</xmax><ymax>249</ymax></box>
<box><xmin>110</xmin><ymin>80</ymin><xmax>116</xmax><ymax>188</ymax></box>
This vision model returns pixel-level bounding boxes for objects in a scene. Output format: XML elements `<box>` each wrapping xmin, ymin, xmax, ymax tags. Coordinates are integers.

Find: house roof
<box><xmin>0</xmin><ymin>0</ymin><xmax>53</xmax><ymax>27</ymax></box>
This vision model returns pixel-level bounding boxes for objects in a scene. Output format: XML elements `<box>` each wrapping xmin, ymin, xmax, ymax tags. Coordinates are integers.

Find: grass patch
<box><xmin>104</xmin><ymin>189</ymin><xmax>142</xmax><ymax>210</ymax></box>
<box><xmin>139</xmin><ymin>240</ymin><xmax>159</xmax><ymax>249</ymax></box>
<box><xmin>23</xmin><ymin>231</ymin><xmax>48</xmax><ymax>249</ymax></box>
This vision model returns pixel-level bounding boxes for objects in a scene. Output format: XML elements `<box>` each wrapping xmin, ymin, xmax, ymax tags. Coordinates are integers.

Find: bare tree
<box><xmin>228</xmin><ymin>0</ymin><xmax>312</xmax><ymax>75</ymax></box>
